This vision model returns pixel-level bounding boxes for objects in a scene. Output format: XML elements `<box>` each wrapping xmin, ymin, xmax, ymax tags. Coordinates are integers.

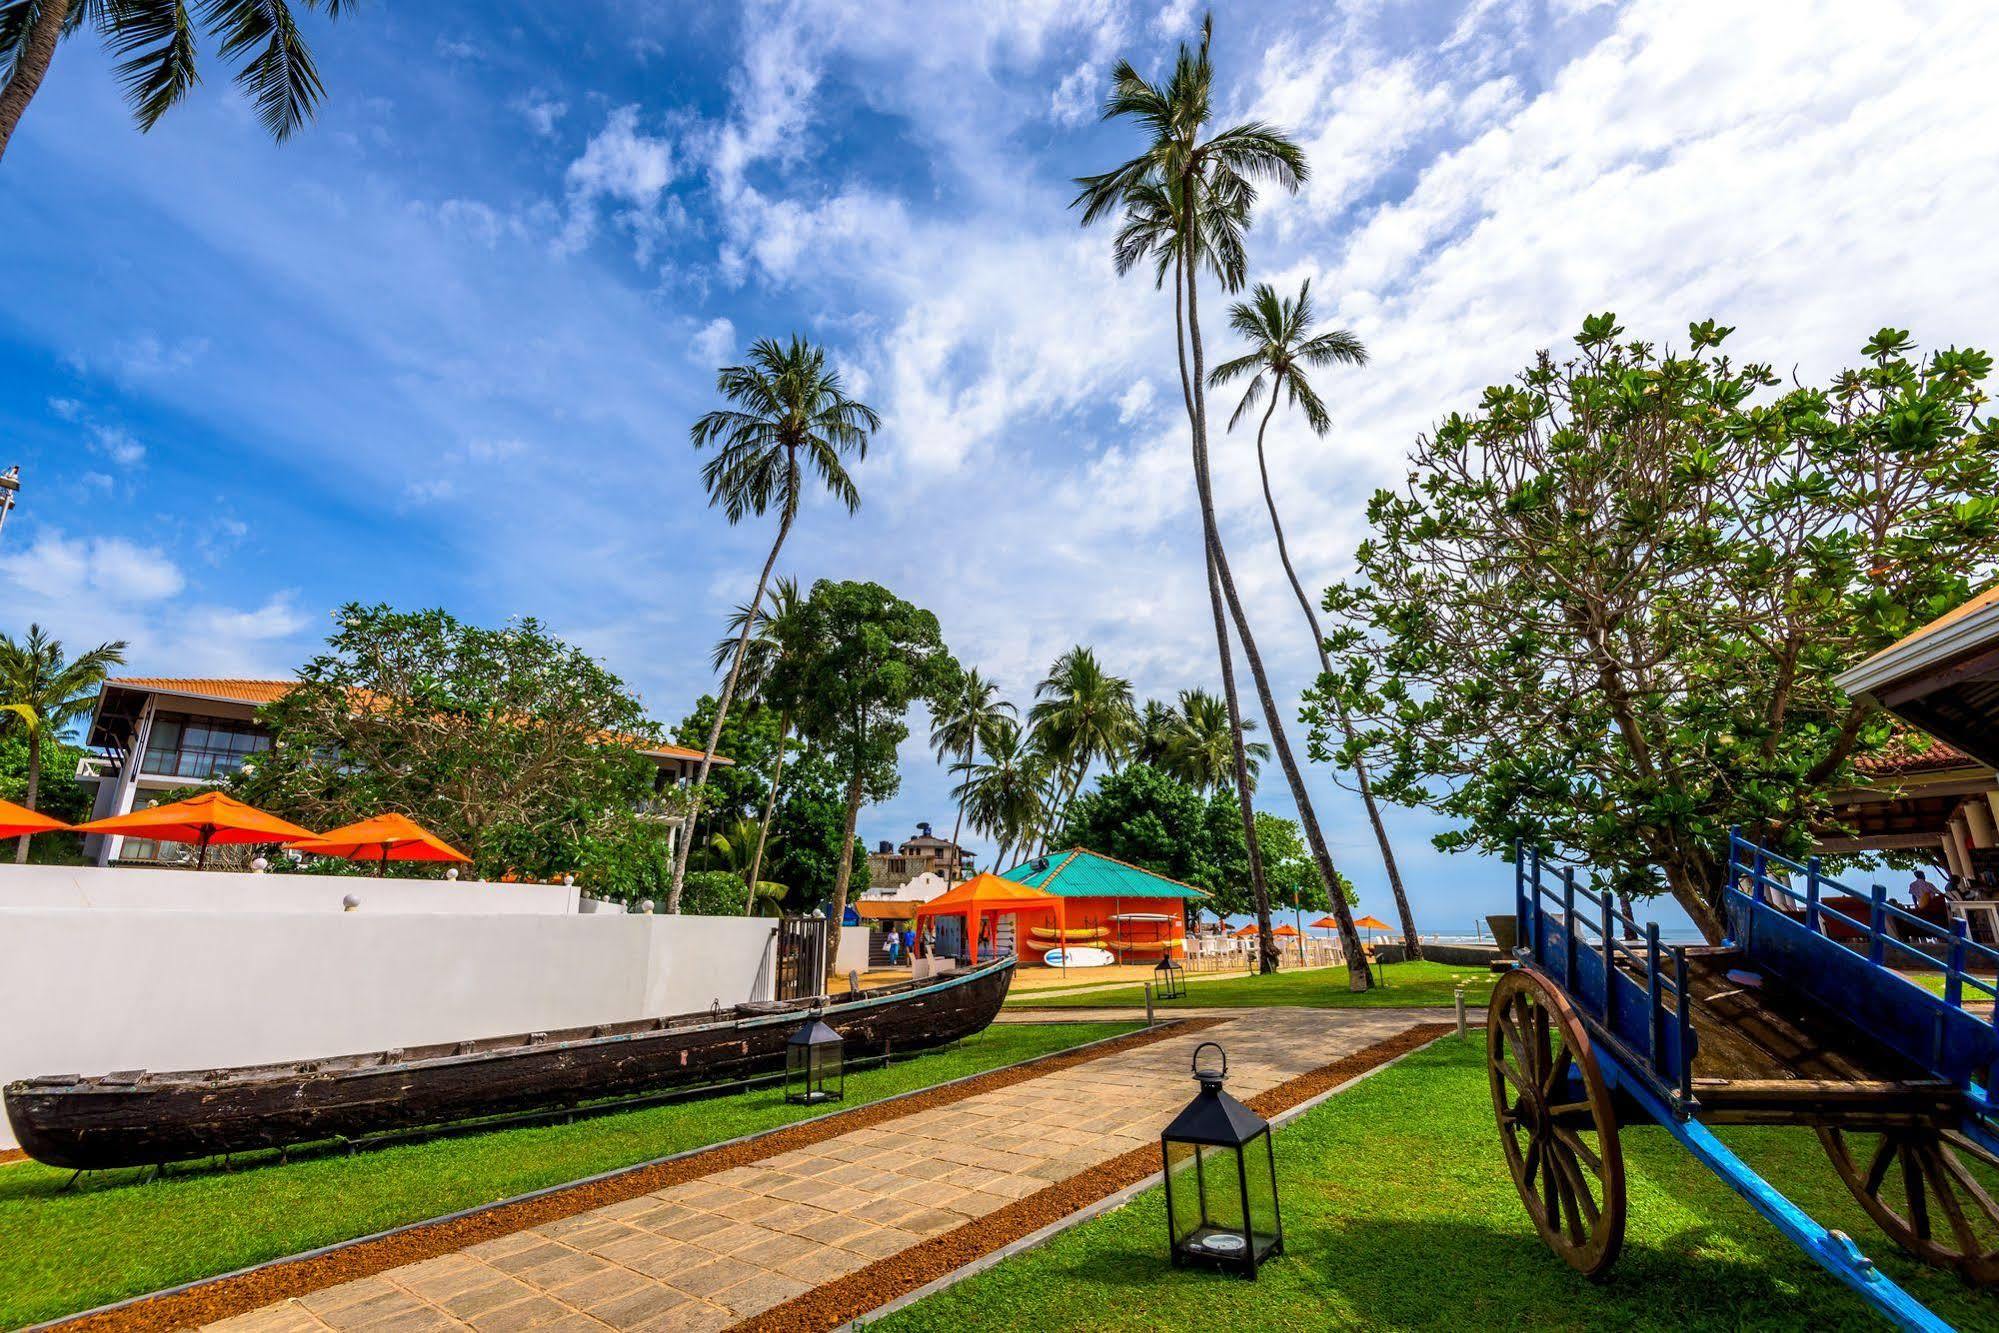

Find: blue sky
<box><xmin>4</xmin><ymin>0</ymin><xmax>1994</xmax><ymax>935</ymax></box>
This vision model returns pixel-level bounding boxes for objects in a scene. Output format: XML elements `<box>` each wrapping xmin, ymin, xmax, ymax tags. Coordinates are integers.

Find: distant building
<box><xmin>76</xmin><ymin>677</ymin><xmax>727</xmax><ymax>866</ymax></box>
<box><xmin>865</xmin><ymin>823</ymin><xmax>972</xmax><ymax>889</ymax></box>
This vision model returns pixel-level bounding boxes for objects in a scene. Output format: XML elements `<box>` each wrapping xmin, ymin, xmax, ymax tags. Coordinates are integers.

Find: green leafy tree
<box><xmin>1210</xmin><ymin>280</ymin><xmax>1421</xmax><ymax>957</ymax></box>
<box><xmin>1316</xmin><ymin>319</ymin><xmax>1999</xmax><ymax>940</ymax></box>
<box><xmin>710</xmin><ymin>574</ymin><xmax>807</xmax><ymax>908</ymax></box>
<box><xmin>764</xmin><ymin>580</ymin><xmax>960</xmax><ymax>976</ymax></box>
<box><xmin>671</xmin><ymin>337</ymin><xmax>879</xmax><ymax>912</ymax></box>
<box><xmin>233</xmin><ymin>604</ymin><xmax>659</xmax><ymax>879</ymax></box>
<box><xmin>1056</xmin><ymin>762</ymin><xmax>1244</xmax><ymax>911</ymax></box>
<box><xmin>0</xmin><ymin>727</ymin><xmax>91</xmax><ymax>862</ymax></box>
<box><xmin>0</xmin><ymin>623</ymin><xmax>125</xmax><ymax>862</ymax></box>
<box><xmin>0</xmin><ymin>0</ymin><xmax>358</xmax><ymax>165</ymax></box>
<box><xmin>762</xmin><ymin>749</ymin><xmax>871</xmax><ymax>912</ymax></box>
<box><xmin>931</xmin><ymin>668</ymin><xmax>1014</xmax><ymax>884</ymax></box>
<box><xmin>1073</xmin><ymin>16</ymin><xmax>1370</xmax><ymax>984</ymax></box>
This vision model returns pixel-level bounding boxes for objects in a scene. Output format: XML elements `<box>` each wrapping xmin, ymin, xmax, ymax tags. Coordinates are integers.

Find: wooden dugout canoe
<box><xmin>3</xmin><ymin>958</ymin><xmax>1015</xmax><ymax>1171</ymax></box>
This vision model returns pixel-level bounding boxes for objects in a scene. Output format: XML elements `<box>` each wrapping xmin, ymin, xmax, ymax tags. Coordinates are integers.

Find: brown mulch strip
<box><xmin>50</xmin><ymin>1018</ymin><xmax>1226</xmax><ymax>1333</ymax></box>
<box><xmin>731</xmin><ymin>1022</ymin><xmax>1456</xmax><ymax>1333</ymax></box>
<box><xmin>0</xmin><ymin>1147</ymin><xmax>28</xmax><ymax>1166</ymax></box>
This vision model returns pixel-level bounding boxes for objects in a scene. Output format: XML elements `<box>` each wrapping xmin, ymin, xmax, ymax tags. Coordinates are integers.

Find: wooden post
<box><xmin>1674</xmin><ymin>947</ymin><xmax>1693</xmax><ymax>1102</ymax></box>
<box><xmin>1869</xmin><ymin>886</ymin><xmax>1887</xmax><ymax>968</ymax></box>
<box><xmin>1948</xmin><ymin>921</ymin><xmax>1967</xmax><ymax>1009</ymax></box>
<box><xmin>1646</xmin><ymin>923</ymin><xmax>1662</xmax><ymax>1073</ymax></box>
<box><xmin>1562</xmin><ymin>867</ymin><xmax>1578</xmax><ymax>987</ymax></box>
<box><xmin>1805</xmin><ymin>857</ymin><xmax>1821</xmax><ymax>934</ymax></box>
<box><xmin>1599</xmin><ymin>885</ymin><xmax>1614</xmax><ymax>1019</ymax></box>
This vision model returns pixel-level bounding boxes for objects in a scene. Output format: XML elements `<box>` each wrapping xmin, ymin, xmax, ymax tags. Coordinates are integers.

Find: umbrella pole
<box><xmin>197</xmin><ymin>828</ymin><xmax>212</xmax><ymax>871</ymax></box>
<box><xmin>378</xmin><ymin>846</ymin><xmax>388</xmax><ymax>877</ymax></box>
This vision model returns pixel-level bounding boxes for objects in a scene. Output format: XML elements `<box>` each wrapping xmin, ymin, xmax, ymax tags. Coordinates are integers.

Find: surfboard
<box><xmin>1028</xmin><ymin>926</ymin><xmax>1109</xmax><ymax>941</ymax></box>
<box><xmin>1114</xmin><ymin>938</ymin><xmax>1186</xmax><ymax>954</ymax></box>
<box><xmin>1110</xmin><ymin>913</ymin><xmax>1174</xmax><ymax>923</ymax></box>
<box><xmin>1042</xmin><ymin>946</ymin><xmax>1116</xmax><ymax>968</ymax></box>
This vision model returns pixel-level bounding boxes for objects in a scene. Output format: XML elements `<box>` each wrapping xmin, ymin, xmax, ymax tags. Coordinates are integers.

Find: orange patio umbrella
<box><xmin>70</xmin><ymin>791</ymin><xmax>317</xmax><ymax>870</ymax></box>
<box><xmin>1270</xmin><ymin>923</ymin><xmax>1301</xmax><ymax>937</ymax></box>
<box><xmin>1231</xmin><ymin>923</ymin><xmax>1259</xmax><ymax>938</ymax></box>
<box><xmin>0</xmin><ymin>797</ymin><xmax>69</xmax><ymax>840</ymax></box>
<box><xmin>287</xmin><ymin>813</ymin><xmax>472</xmax><ymax>876</ymax></box>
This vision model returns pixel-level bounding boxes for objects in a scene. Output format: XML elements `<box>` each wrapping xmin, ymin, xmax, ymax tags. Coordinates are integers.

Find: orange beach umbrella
<box><xmin>70</xmin><ymin>791</ymin><xmax>317</xmax><ymax>869</ymax></box>
<box><xmin>1270</xmin><ymin>923</ymin><xmax>1301</xmax><ymax>938</ymax></box>
<box><xmin>287</xmin><ymin>813</ymin><xmax>472</xmax><ymax>876</ymax></box>
<box><xmin>1354</xmin><ymin>914</ymin><xmax>1393</xmax><ymax>933</ymax></box>
<box><xmin>0</xmin><ymin>797</ymin><xmax>69</xmax><ymax>840</ymax></box>
<box><xmin>1309</xmin><ymin>914</ymin><xmax>1341</xmax><ymax>931</ymax></box>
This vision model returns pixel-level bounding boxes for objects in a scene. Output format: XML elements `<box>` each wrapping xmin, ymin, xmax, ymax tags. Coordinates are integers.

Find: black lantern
<box><xmin>1160</xmin><ymin>1042</ymin><xmax>1281</xmax><ymax>1278</ymax></box>
<box><xmin>784</xmin><ymin>1016</ymin><xmax>845</xmax><ymax>1105</ymax></box>
<box><xmin>1153</xmin><ymin>953</ymin><xmax>1186</xmax><ymax>1001</ymax></box>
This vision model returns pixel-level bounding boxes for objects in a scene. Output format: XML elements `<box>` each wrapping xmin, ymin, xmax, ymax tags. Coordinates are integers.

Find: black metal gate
<box><xmin>774</xmin><ymin>913</ymin><xmax>828</xmax><ymax>1001</ymax></box>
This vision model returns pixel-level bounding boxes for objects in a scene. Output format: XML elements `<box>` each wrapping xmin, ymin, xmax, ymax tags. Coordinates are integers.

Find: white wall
<box><xmin>0</xmin><ymin>908</ymin><xmax>792</xmax><ymax>1151</ymax></box>
<box><xmin>835</xmin><ymin>924</ymin><xmax>870</xmax><ymax>977</ymax></box>
<box><xmin>0</xmin><ymin>864</ymin><xmax>578</xmax><ymax>915</ymax></box>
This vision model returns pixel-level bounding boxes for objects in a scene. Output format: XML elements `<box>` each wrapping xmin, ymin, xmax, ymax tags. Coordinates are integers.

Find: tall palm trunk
<box><xmin>0</xmin><ymin>0</ymin><xmax>68</xmax><ymax>165</ymax></box>
<box><xmin>668</xmin><ymin>499</ymin><xmax>794</xmax><ymax>911</ymax></box>
<box><xmin>743</xmin><ymin>710</ymin><xmax>790</xmax><ymax>914</ymax></box>
<box><xmin>1182</xmin><ymin>228</ymin><xmax>1370</xmax><ymax>990</ymax></box>
<box><xmin>1170</xmin><ymin>252</ymin><xmax>1276</xmax><ymax>971</ymax></box>
<box><xmin>827</xmin><ymin>768</ymin><xmax>864</xmax><ymax>984</ymax></box>
<box><xmin>14</xmin><ymin>728</ymin><xmax>39</xmax><ymax>864</ymax></box>
<box><xmin>1248</xmin><ymin>393</ymin><xmax>1420</xmax><ymax>960</ymax></box>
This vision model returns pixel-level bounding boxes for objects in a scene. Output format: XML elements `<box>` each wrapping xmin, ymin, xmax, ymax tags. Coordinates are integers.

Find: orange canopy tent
<box><xmin>287</xmin><ymin>813</ymin><xmax>472</xmax><ymax>876</ymax></box>
<box><xmin>915</xmin><ymin>873</ymin><xmax>1065</xmax><ymax>966</ymax></box>
<box><xmin>0</xmin><ymin>797</ymin><xmax>68</xmax><ymax>840</ymax></box>
<box><xmin>70</xmin><ymin>791</ymin><xmax>317</xmax><ymax>869</ymax></box>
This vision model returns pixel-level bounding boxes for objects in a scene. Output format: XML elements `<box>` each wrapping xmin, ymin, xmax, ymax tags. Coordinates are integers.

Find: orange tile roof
<box><xmin>1851</xmin><ymin>731</ymin><xmax>1983</xmax><ymax>778</ymax></box>
<box><xmin>105</xmin><ymin>679</ymin><xmax>728</xmax><ymax>765</ymax></box>
<box><xmin>107</xmin><ymin>677</ymin><xmax>298</xmax><ymax>704</ymax></box>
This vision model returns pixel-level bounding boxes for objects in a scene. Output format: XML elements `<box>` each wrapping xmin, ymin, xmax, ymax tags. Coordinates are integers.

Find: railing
<box><xmin>1515</xmin><ymin>842</ymin><xmax>1695</xmax><ymax>1104</ymax></box>
<box><xmin>1725</xmin><ymin>828</ymin><xmax>1999</xmax><ymax>1023</ymax></box>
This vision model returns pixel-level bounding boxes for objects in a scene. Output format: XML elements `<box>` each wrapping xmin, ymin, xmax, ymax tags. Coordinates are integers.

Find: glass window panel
<box><xmin>1245</xmin><ymin>1130</ymin><xmax>1281</xmax><ymax>1251</ymax></box>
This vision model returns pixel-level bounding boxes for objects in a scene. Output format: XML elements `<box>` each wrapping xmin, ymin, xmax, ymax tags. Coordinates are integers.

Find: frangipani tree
<box><xmin>1314</xmin><ymin>318</ymin><xmax>1999</xmax><ymax>940</ymax></box>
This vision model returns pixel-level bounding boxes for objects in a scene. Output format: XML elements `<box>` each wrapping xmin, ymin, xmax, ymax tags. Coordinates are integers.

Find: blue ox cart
<box><xmin>1495</xmin><ymin>831</ymin><xmax>1999</xmax><ymax>1331</ymax></box>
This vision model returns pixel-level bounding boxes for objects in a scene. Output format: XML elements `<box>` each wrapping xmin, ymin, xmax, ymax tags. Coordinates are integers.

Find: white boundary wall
<box><xmin>0</xmin><ymin>864</ymin><xmax>578</xmax><ymax>915</ymax></box>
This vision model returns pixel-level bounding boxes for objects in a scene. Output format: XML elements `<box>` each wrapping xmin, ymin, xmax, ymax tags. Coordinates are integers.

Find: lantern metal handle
<box><xmin>1191</xmin><ymin>1041</ymin><xmax>1227</xmax><ymax>1079</ymax></box>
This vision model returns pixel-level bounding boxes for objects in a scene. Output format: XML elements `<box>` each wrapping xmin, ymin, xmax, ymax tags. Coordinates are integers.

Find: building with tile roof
<box><xmin>997</xmin><ymin>847</ymin><xmax>1207</xmax><ymax>962</ymax></box>
<box><xmin>77</xmin><ymin>677</ymin><xmax>726</xmax><ymax>866</ymax></box>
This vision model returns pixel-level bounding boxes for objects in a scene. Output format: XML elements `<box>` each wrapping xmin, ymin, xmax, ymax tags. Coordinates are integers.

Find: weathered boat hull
<box><xmin>4</xmin><ymin>958</ymin><xmax>1014</xmax><ymax>1170</ymax></box>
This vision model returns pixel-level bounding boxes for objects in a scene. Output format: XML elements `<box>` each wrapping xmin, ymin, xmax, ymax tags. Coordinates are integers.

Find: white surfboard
<box><xmin>1042</xmin><ymin>945</ymin><xmax>1116</xmax><ymax>968</ymax></box>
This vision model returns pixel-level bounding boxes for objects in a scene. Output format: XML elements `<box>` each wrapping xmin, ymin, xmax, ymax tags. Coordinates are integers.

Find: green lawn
<box><xmin>1011</xmin><ymin>960</ymin><xmax>1494</xmax><ymax>1010</ymax></box>
<box><xmin>0</xmin><ymin>1021</ymin><xmax>1136</xmax><ymax>1328</ymax></box>
<box><xmin>875</xmin><ymin>1036</ymin><xmax>1996</xmax><ymax>1333</ymax></box>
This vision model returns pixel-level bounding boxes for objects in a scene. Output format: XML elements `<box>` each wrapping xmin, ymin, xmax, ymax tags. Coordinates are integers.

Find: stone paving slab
<box><xmin>205</xmin><ymin>1009</ymin><xmax>1432</xmax><ymax>1332</ymax></box>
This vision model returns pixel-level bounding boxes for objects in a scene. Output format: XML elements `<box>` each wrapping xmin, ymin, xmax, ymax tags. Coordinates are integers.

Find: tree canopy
<box><xmin>1315</xmin><ymin>319</ymin><xmax>1999</xmax><ymax>939</ymax></box>
<box><xmin>234</xmin><ymin>603</ymin><xmax>664</xmax><ymax>879</ymax></box>
<box><xmin>1055</xmin><ymin>762</ymin><xmax>1247</xmax><ymax>910</ymax></box>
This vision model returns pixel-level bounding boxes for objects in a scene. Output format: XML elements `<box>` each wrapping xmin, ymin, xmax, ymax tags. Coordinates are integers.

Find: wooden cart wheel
<box><xmin>1819</xmin><ymin>1125</ymin><xmax>1999</xmax><ymax>1285</ymax></box>
<box><xmin>1488</xmin><ymin>967</ymin><xmax>1627</xmax><ymax>1277</ymax></box>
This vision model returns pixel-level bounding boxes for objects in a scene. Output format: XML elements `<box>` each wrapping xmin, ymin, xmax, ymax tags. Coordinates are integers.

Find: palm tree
<box><xmin>0</xmin><ymin>624</ymin><xmax>124</xmax><ymax>862</ymax></box>
<box><xmin>951</xmin><ymin>716</ymin><xmax>1046</xmax><ymax>873</ymax></box>
<box><xmin>930</xmin><ymin>669</ymin><xmax>1014</xmax><ymax>886</ymax></box>
<box><xmin>1132</xmin><ymin>698</ymin><xmax>1178</xmax><ymax>768</ymax></box>
<box><xmin>1073</xmin><ymin>16</ymin><xmax>1371</xmax><ymax>986</ymax></box>
<box><xmin>1026</xmin><ymin>646</ymin><xmax>1133</xmax><ymax>854</ymax></box>
<box><xmin>1</xmin><ymin>0</ymin><xmax>357</xmax><ymax>165</ymax></box>
<box><xmin>1212</xmin><ymin>281</ymin><xmax>1421</xmax><ymax>959</ymax></box>
<box><xmin>671</xmin><ymin>337</ymin><xmax>878</xmax><ymax>911</ymax></box>
<box><xmin>1166</xmin><ymin>688</ymin><xmax>1269</xmax><ymax>794</ymax></box>
<box><xmin>713</xmin><ymin>575</ymin><xmax>806</xmax><ymax>913</ymax></box>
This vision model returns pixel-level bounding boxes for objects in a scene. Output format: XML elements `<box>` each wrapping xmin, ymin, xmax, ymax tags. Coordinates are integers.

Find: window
<box><xmin>140</xmin><ymin>712</ymin><xmax>272</xmax><ymax>781</ymax></box>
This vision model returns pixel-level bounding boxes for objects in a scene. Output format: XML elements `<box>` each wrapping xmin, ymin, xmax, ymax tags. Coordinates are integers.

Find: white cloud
<box><xmin>404</xmin><ymin>477</ymin><xmax>457</xmax><ymax>504</ymax></box>
<box><xmin>689</xmin><ymin>316</ymin><xmax>736</xmax><ymax>365</ymax></box>
<box><xmin>46</xmin><ymin>397</ymin><xmax>82</xmax><ymax>421</ymax></box>
<box><xmin>1116</xmin><ymin>379</ymin><xmax>1157</xmax><ymax>424</ymax></box>
<box><xmin>462</xmin><ymin>438</ymin><xmax>529</xmax><ymax>464</ymax></box>
<box><xmin>0</xmin><ymin>531</ymin><xmax>185</xmax><ymax>603</ymax></box>
<box><xmin>560</xmin><ymin>105</ymin><xmax>679</xmax><ymax>257</ymax></box>
<box><xmin>515</xmin><ymin>90</ymin><xmax>568</xmax><ymax>138</ymax></box>
<box><xmin>109</xmin><ymin>333</ymin><xmax>208</xmax><ymax>380</ymax></box>
<box><xmin>89</xmin><ymin>425</ymin><xmax>146</xmax><ymax>467</ymax></box>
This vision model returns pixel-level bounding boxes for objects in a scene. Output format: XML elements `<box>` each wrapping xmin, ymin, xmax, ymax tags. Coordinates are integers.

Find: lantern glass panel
<box><xmin>1242</xmin><ymin>1129</ymin><xmax>1282</xmax><ymax>1260</ymax></box>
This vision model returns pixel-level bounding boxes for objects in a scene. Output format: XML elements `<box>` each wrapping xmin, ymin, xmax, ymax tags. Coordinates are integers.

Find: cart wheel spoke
<box><xmin>1544</xmin><ymin>1043</ymin><xmax>1573</xmax><ymax>1098</ymax></box>
<box><xmin>1862</xmin><ymin>1133</ymin><xmax>1896</xmax><ymax>1197</ymax></box>
<box><xmin>1920</xmin><ymin>1144</ymin><xmax>1982</xmax><ymax>1259</ymax></box>
<box><xmin>1549</xmin><ymin>1138</ymin><xmax>1600</xmax><ymax>1227</ymax></box>
<box><xmin>1937</xmin><ymin>1136</ymin><xmax>1999</xmax><ymax>1229</ymax></box>
<box><xmin>1902</xmin><ymin>1145</ymin><xmax>1932</xmax><ymax>1241</ymax></box>
<box><xmin>1522</xmin><ymin>1134</ymin><xmax>1542</xmax><ymax>1189</ymax></box>
<box><xmin>1553</xmin><ymin>1125</ymin><xmax>1604</xmax><ymax>1179</ymax></box>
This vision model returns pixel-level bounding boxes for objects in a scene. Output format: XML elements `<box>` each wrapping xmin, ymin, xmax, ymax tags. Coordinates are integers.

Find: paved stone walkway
<box><xmin>207</xmin><ymin>1009</ymin><xmax>1432</xmax><ymax>1333</ymax></box>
